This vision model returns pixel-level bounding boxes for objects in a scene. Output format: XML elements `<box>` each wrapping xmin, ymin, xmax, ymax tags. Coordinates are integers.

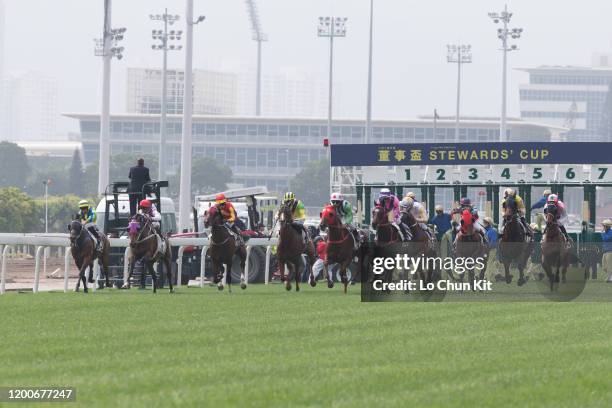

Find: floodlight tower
<box><xmin>150</xmin><ymin>10</ymin><xmax>182</xmax><ymax>181</ymax></box>
<box><xmin>447</xmin><ymin>44</ymin><xmax>472</xmax><ymax>142</ymax></box>
<box><xmin>95</xmin><ymin>0</ymin><xmax>126</xmax><ymax>195</ymax></box>
<box><xmin>245</xmin><ymin>0</ymin><xmax>267</xmax><ymax>116</ymax></box>
<box><xmin>489</xmin><ymin>4</ymin><xmax>523</xmax><ymax>142</ymax></box>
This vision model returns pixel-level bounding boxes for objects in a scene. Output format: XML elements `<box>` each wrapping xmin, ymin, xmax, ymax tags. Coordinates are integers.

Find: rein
<box><xmin>325</xmin><ymin>223</ymin><xmax>351</xmax><ymax>244</ymax></box>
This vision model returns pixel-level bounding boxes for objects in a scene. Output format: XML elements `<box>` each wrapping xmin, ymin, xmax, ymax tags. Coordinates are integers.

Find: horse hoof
<box><xmin>83</xmin><ymin>288</ymin><xmax>88</xmax><ymax>293</ymax></box>
<box><xmin>169</xmin><ymin>289</ymin><xmax>174</xmax><ymax>294</ymax></box>
<box><xmin>506</xmin><ymin>275</ymin><xmax>513</xmax><ymax>284</ymax></box>
<box><xmin>218</xmin><ymin>284</ymin><xmax>224</xmax><ymax>291</ymax></box>
<box><xmin>327</xmin><ymin>281</ymin><xmax>334</xmax><ymax>289</ymax></box>
<box><xmin>88</xmin><ymin>278</ymin><xmax>94</xmax><ymax>284</ymax></box>
<box><xmin>286</xmin><ymin>284</ymin><xmax>292</xmax><ymax>291</ymax></box>
<box><xmin>296</xmin><ymin>286</ymin><xmax>300</xmax><ymax>292</ymax></box>
<box><xmin>517</xmin><ymin>278</ymin><xmax>526</xmax><ymax>287</ymax></box>
<box><xmin>561</xmin><ymin>277</ymin><xmax>567</xmax><ymax>284</ymax></box>
<box><xmin>309</xmin><ymin>279</ymin><xmax>317</xmax><ymax>287</ymax></box>
<box><xmin>240</xmin><ymin>283</ymin><xmax>247</xmax><ymax>290</ymax></box>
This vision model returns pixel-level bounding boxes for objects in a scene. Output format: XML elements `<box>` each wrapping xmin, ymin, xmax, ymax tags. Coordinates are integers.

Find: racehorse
<box><xmin>125</xmin><ymin>213</ymin><xmax>173</xmax><ymax>293</ymax></box>
<box><xmin>68</xmin><ymin>219</ymin><xmax>111</xmax><ymax>293</ymax></box>
<box><xmin>276</xmin><ymin>202</ymin><xmax>315</xmax><ymax>292</ymax></box>
<box><xmin>454</xmin><ymin>209</ymin><xmax>489</xmax><ymax>286</ymax></box>
<box><xmin>319</xmin><ymin>204</ymin><xmax>363</xmax><ymax>293</ymax></box>
<box><xmin>401</xmin><ymin>209</ymin><xmax>439</xmax><ymax>284</ymax></box>
<box><xmin>203</xmin><ymin>206</ymin><xmax>247</xmax><ymax>291</ymax></box>
<box><xmin>369</xmin><ymin>204</ymin><xmax>403</xmax><ymax>286</ymax></box>
<box><xmin>541</xmin><ymin>207</ymin><xmax>570</xmax><ymax>291</ymax></box>
<box><xmin>498</xmin><ymin>196</ymin><xmax>533</xmax><ymax>286</ymax></box>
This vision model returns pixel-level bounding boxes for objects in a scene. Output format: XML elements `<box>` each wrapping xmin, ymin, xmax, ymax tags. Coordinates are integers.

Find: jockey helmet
<box><xmin>379</xmin><ymin>188</ymin><xmax>392</xmax><ymax>198</ymax></box>
<box><xmin>483</xmin><ymin>217</ymin><xmax>494</xmax><ymax>226</ymax></box>
<box><xmin>602</xmin><ymin>219</ymin><xmax>612</xmax><ymax>228</ymax></box>
<box><xmin>459</xmin><ymin>197</ymin><xmax>471</xmax><ymax>206</ymax></box>
<box><xmin>400</xmin><ymin>197</ymin><xmax>414</xmax><ymax>210</ymax></box>
<box><xmin>547</xmin><ymin>194</ymin><xmax>559</xmax><ymax>204</ymax></box>
<box><xmin>78</xmin><ymin>200</ymin><xmax>90</xmax><ymax>209</ymax></box>
<box><xmin>139</xmin><ymin>199</ymin><xmax>152</xmax><ymax>209</ymax></box>
<box><xmin>504</xmin><ymin>188</ymin><xmax>515</xmax><ymax>197</ymax></box>
<box><xmin>435</xmin><ymin>205</ymin><xmax>444</xmax><ymax>212</ymax></box>
<box><xmin>543</xmin><ymin>189</ymin><xmax>552</xmax><ymax>196</ymax></box>
<box><xmin>215</xmin><ymin>193</ymin><xmax>227</xmax><ymax>205</ymax></box>
<box><xmin>405</xmin><ymin>191</ymin><xmax>417</xmax><ymax>200</ymax></box>
<box><xmin>283</xmin><ymin>191</ymin><xmax>295</xmax><ymax>203</ymax></box>
<box><xmin>330</xmin><ymin>192</ymin><xmax>344</xmax><ymax>203</ymax></box>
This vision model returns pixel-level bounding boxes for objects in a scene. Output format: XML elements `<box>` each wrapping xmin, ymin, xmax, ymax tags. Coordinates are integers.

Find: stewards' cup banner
<box><xmin>330</xmin><ymin>142</ymin><xmax>612</xmax><ymax>167</ymax></box>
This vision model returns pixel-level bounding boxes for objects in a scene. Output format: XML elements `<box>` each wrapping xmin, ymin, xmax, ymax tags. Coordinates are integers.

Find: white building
<box><xmin>126</xmin><ymin>67</ymin><xmax>238</xmax><ymax>116</ymax></box>
<box><xmin>518</xmin><ymin>58</ymin><xmax>612</xmax><ymax>142</ymax></box>
<box><xmin>0</xmin><ymin>71</ymin><xmax>58</xmax><ymax>141</ymax></box>
<box><xmin>238</xmin><ymin>67</ymin><xmax>327</xmax><ymax>118</ymax></box>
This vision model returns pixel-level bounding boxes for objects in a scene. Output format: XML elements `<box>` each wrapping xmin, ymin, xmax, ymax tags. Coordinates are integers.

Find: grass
<box><xmin>0</xmin><ymin>283</ymin><xmax>611</xmax><ymax>408</ymax></box>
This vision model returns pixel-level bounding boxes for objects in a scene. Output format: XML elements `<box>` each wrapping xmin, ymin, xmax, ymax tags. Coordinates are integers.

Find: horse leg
<box><xmin>239</xmin><ymin>248</ymin><xmax>247</xmax><ymax>290</ymax></box>
<box><xmin>340</xmin><ymin>262</ymin><xmax>349</xmax><ymax>294</ymax></box>
<box><xmin>123</xmin><ymin>260</ymin><xmax>135</xmax><ymax>289</ymax></box>
<box><xmin>88</xmin><ymin>261</ymin><xmax>95</xmax><ymax>284</ymax></box>
<box><xmin>215</xmin><ymin>261</ymin><xmax>224</xmax><ymax>291</ymax></box>
<box><xmin>226</xmin><ymin>262</ymin><xmax>232</xmax><ymax>293</ymax></box>
<box><xmin>74</xmin><ymin>258</ymin><xmax>83</xmax><ymax>292</ymax></box>
<box><xmin>79</xmin><ymin>261</ymin><xmax>89</xmax><ymax>293</ymax></box>
<box><xmin>323</xmin><ymin>260</ymin><xmax>334</xmax><ymax>289</ymax></box>
<box><xmin>146</xmin><ymin>261</ymin><xmax>157</xmax><ymax>293</ymax></box>
<box><xmin>101</xmin><ymin>244</ymin><xmax>110</xmax><ymax>288</ymax></box>
<box><xmin>504</xmin><ymin>261</ymin><xmax>513</xmax><ymax>284</ymax></box>
<box><xmin>295</xmin><ymin>260</ymin><xmax>300</xmax><ymax>292</ymax></box>
<box><xmin>164</xmin><ymin>252</ymin><xmax>174</xmax><ymax>293</ymax></box>
<box><xmin>285</xmin><ymin>263</ymin><xmax>292</xmax><ymax>291</ymax></box>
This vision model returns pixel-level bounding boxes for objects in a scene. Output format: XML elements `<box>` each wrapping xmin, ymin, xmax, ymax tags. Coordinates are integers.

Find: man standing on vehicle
<box><xmin>128</xmin><ymin>158</ymin><xmax>151</xmax><ymax>216</ymax></box>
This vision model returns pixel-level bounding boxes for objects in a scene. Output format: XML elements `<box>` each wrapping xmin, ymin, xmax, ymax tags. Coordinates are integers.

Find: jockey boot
<box><xmin>520</xmin><ymin>216</ymin><xmax>533</xmax><ymax>239</ymax></box>
<box><xmin>89</xmin><ymin>227</ymin><xmax>102</xmax><ymax>252</ymax></box>
<box><xmin>559</xmin><ymin>225</ymin><xmax>571</xmax><ymax>246</ymax></box>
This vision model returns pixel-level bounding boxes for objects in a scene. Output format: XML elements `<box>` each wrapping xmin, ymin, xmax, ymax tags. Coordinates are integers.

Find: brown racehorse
<box><xmin>319</xmin><ymin>204</ymin><xmax>360</xmax><ymax>293</ymax></box>
<box><xmin>498</xmin><ymin>196</ymin><xmax>533</xmax><ymax>286</ymax></box>
<box><xmin>276</xmin><ymin>203</ymin><xmax>315</xmax><ymax>292</ymax></box>
<box><xmin>203</xmin><ymin>206</ymin><xmax>247</xmax><ymax>292</ymax></box>
<box><xmin>370</xmin><ymin>205</ymin><xmax>403</xmax><ymax>285</ymax></box>
<box><xmin>454</xmin><ymin>209</ymin><xmax>489</xmax><ymax>286</ymax></box>
<box><xmin>125</xmin><ymin>214</ymin><xmax>173</xmax><ymax>293</ymax></box>
<box><xmin>401</xmin><ymin>209</ymin><xmax>439</xmax><ymax>284</ymax></box>
<box><xmin>68</xmin><ymin>219</ymin><xmax>111</xmax><ymax>293</ymax></box>
<box><xmin>541</xmin><ymin>208</ymin><xmax>570</xmax><ymax>291</ymax></box>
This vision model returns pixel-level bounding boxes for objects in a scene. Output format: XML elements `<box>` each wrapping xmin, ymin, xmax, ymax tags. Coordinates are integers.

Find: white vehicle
<box><xmin>95</xmin><ymin>195</ymin><xmax>177</xmax><ymax>236</ymax></box>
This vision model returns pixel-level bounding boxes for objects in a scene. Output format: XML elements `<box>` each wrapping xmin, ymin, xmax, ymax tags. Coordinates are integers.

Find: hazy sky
<box><xmin>3</xmin><ymin>0</ymin><xmax>612</xmax><ymax>135</ymax></box>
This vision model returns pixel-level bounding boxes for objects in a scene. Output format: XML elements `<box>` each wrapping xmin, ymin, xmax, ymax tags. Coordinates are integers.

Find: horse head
<box><xmin>278</xmin><ymin>202</ymin><xmax>294</xmax><ymax>225</ymax></box>
<box><xmin>371</xmin><ymin>205</ymin><xmax>387</xmax><ymax>230</ymax></box>
<box><xmin>319</xmin><ymin>204</ymin><xmax>339</xmax><ymax>231</ymax></box>
<box><xmin>204</xmin><ymin>205</ymin><xmax>223</xmax><ymax>228</ymax></box>
<box><xmin>504</xmin><ymin>195</ymin><xmax>518</xmax><ymax>218</ymax></box>
<box><xmin>545</xmin><ymin>205</ymin><xmax>558</xmax><ymax>225</ymax></box>
<box><xmin>68</xmin><ymin>220</ymin><xmax>82</xmax><ymax>241</ymax></box>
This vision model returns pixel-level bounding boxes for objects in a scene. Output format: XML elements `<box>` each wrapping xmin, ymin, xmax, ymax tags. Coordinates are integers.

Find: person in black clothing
<box><xmin>128</xmin><ymin>158</ymin><xmax>151</xmax><ymax>216</ymax></box>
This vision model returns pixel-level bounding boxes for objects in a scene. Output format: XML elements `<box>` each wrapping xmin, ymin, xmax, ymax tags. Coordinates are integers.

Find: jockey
<box><xmin>451</xmin><ymin>197</ymin><xmax>487</xmax><ymax>242</ymax></box>
<box><xmin>281</xmin><ymin>192</ymin><xmax>309</xmax><ymax>242</ymax></box>
<box><xmin>329</xmin><ymin>192</ymin><xmax>354</xmax><ymax>226</ymax></box>
<box><xmin>214</xmin><ymin>193</ymin><xmax>243</xmax><ymax>238</ymax></box>
<box><xmin>501</xmin><ymin>188</ymin><xmax>532</xmax><ymax>238</ymax></box>
<box><xmin>138</xmin><ymin>199</ymin><xmax>162</xmax><ymax>236</ymax></box>
<box><xmin>403</xmin><ymin>192</ymin><xmax>429</xmax><ymax>224</ymax></box>
<box><xmin>543</xmin><ymin>194</ymin><xmax>570</xmax><ymax>242</ymax></box>
<box><xmin>378</xmin><ymin>188</ymin><xmax>403</xmax><ymax>240</ymax></box>
<box><xmin>78</xmin><ymin>200</ymin><xmax>102</xmax><ymax>251</ymax></box>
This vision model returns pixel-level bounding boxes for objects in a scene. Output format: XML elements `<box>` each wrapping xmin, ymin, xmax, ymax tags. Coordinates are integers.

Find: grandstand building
<box><xmin>65</xmin><ymin>113</ymin><xmax>566</xmax><ymax>193</ymax></box>
<box><xmin>518</xmin><ymin>61</ymin><xmax>612</xmax><ymax>142</ymax></box>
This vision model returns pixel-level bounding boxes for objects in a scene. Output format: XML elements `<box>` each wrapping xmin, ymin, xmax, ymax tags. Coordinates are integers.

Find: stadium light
<box><xmin>150</xmin><ymin>8</ymin><xmax>182</xmax><ymax>181</ymax></box>
<box><xmin>447</xmin><ymin>44</ymin><xmax>473</xmax><ymax>142</ymax></box>
<box><xmin>489</xmin><ymin>4</ymin><xmax>523</xmax><ymax>142</ymax></box>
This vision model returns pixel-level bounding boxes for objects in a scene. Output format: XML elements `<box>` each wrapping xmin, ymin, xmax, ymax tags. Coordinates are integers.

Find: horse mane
<box><xmin>506</xmin><ymin>195</ymin><xmax>517</xmax><ymax>212</ymax></box>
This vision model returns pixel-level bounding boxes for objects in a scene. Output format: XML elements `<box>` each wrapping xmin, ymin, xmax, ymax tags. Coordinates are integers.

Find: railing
<box><xmin>0</xmin><ymin>233</ymin><xmax>278</xmax><ymax>295</ymax></box>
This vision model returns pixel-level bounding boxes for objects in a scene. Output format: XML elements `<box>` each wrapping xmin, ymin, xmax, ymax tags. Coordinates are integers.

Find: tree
<box><xmin>289</xmin><ymin>159</ymin><xmax>330</xmax><ymax>207</ymax></box>
<box><xmin>189</xmin><ymin>157</ymin><xmax>233</xmax><ymax>195</ymax></box>
<box><xmin>0</xmin><ymin>141</ymin><xmax>29</xmax><ymax>188</ymax></box>
<box><xmin>69</xmin><ymin>149</ymin><xmax>84</xmax><ymax>196</ymax></box>
<box><xmin>34</xmin><ymin>194</ymin><xmax>82</xmax><ymax>233</ymax></box>
<box><xmin>0</xmin><ymin>187</ymin><xmax>39</xmax><ymax>232</ymax></box>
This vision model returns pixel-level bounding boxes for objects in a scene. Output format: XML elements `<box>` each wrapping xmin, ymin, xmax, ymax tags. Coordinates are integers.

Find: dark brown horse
<box><xmin>541</xmin><ymin>209</ymin><xmax>570</xmax><ymax>291</ymax></box>
<box><xmin>369</xmin><ymin>205</ymin><xmax>403</xmax><ymax>285</ymax></box>
<box><xmin>454</xmin><ymin>209</ymin><xmax>489</xmax><ymax>286</ymax></box>
<box><xmin>68</xmin><ymin>220</ymin><xmax>111</xmax><ymax>293</ymax></box>
<box><xmin>498</xmin><ymin>196</ymin><xmax>533</xmax><ymax>286</ymax></box>
<box><xmin>401</xmin><ymin>209</ymin><xmax>439</xmax><ymax>284</ymax></box>
<box><xmin>203</xmin><ymin>205</ymin><xmax>247</xmax><ymax>292</ymax></box>
<box><xmin>276</xmin><ymin>203</ymin><xmax>315</xmax><ymax>292</ymax></box>
<box><xmin>319</xmin><ymin>204</ymin><xmax>360</xmax><ymax>293</ymax></box>
<box><xmin>125</xmin><ymin>214</ymin><xmax>173</xmax><ymax>293</ymax></box>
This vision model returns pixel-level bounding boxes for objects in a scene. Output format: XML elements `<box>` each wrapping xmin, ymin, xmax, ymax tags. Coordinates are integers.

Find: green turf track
<box><xmin>0</xmin><ymin>283</ymin><xmax>611</xmax><ymax>408</ymax></box>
